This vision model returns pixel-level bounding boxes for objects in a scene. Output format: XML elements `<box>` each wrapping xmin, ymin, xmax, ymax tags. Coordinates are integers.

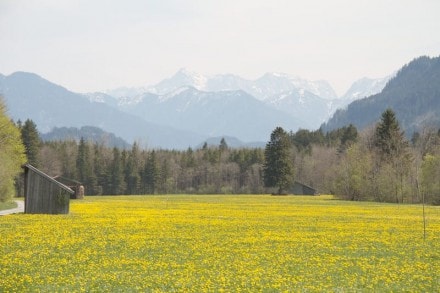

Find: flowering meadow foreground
<box><xmin>0</xmin><ymin>195</ymin><xmax>439</xmax><ymax>292</ymax></box>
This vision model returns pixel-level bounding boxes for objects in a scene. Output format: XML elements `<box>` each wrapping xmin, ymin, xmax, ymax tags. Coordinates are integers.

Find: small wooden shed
<box><xmin>23</xmin><ymin>164</ymin><xmax>74</xmax><ymax>214</ymax></box>
<box><xmin>292</xmin><ymin>181</ymin><xmax>317</xmax><ymax>195</ymax></box>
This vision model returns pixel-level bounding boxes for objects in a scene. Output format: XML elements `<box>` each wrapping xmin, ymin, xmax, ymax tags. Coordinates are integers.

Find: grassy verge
<box><xmin>0</xmin><ymin>195</ymin><xmax>439</xmax><ymax>291</ymax></box>
<box><xmin>0</xmin><ymin>200</ymin><xmax>17</xmax><ymax>211</ymax></box>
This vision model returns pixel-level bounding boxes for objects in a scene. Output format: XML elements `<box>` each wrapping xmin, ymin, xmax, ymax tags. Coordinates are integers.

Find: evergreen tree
<box><xmin>219</xmin><ymin>138</ymin><xmax>228</xmax><ymax>152</ymax></box>
<box><xmin>109</xmin><ymin>147</ymin><xmax>125</xmax><ymax>195</ymax></box>
<box><xmin>76</xmin><ymin>137</ymin><xmax>91</xmax><ymax>183</ymax></box>
<box><xmin>92</xmin><ymin>143</ymin><xmax>106</xmax><ymax>195</ymax></box>
<box><xmin>374</xmin><ymin>109</ymin><xmax>412</xmax><ymax>203</ymax></box>
<box><xmin>21</xmin><ymin>119</ymin><xmax>41</xmax><ymax>166</ymax></box>
<box><xmin>143</xmin><ymin>150</ymin><xmax>159</xmax><ymax>194</ymax></box>
<box><xmin>182</xmin><ymin>147</ymin><xmax>195</xmax><ymax>168</ymax></box>
<box><xmin>0</xmin><ymin>98</ymin><xmax>26</xmax><ymax>201</ymax></box>
<box><xmin>263</xmin><ymin>127</ymin><xmax>295</xmax><ymax>194</ymax></box>
<box><xmin>158</xmin><ymin>158</ymin><xmax>170</xmax><ymax>193</ymax></box>
<box><xmin>374</xmin><ymin>109</ymin><xmax>408</xmax><ymax>160</ymax></box>
<box><xmin>124</xmin><ymin>142</ymin><xmax>141</xmax><ymax>194</ymax></box>
<box><xmin>341</xmin><ymin>124</ymin><xmax>358</xmax><ymax>147</ymax></box>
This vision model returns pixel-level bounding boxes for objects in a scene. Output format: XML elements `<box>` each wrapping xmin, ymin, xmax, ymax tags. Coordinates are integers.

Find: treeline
<box><xmin>292</xmin><ymin>110</ymin><xmax>440</xmax><ymax>205</ymax></box>
<box><xmin>22</xmin><ymin>121</ymin><xmax>357</xmax><ymax>196</ymax></box>
<box><xmin>33</xmin><ymin>139</ymin><xmax>265</xmax><ymax>195</ymax></box>
<box><xmin>14</xmin><ymin>109</ymin><xmax>440</xmax><ymax>205</ymax></box>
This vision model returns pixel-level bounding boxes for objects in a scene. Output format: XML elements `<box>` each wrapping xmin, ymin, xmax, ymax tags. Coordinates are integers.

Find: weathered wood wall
<box><xmin>24</xmin><ymin>165</ymin><xmax>73</xmax><ymax>214</ymax></box>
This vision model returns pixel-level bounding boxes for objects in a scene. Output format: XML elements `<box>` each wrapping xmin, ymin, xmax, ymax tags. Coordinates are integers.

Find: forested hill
<box><xmin>322</xmin><ymin>56</ymin><xmax>440</xmax><ymax>135</ymax></box>
<box><xmin>41</xmin><ymin>126</ymin><xmax>131</xmax><ymax>149</ymax></box>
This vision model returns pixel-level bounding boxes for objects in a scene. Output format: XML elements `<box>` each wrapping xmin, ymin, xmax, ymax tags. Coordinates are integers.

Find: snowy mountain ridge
<box><xmin>97</xmin><ymin>68</ymin><xmax>392</xmax><ymax>131</ymax></box>
<box><xmin>154</xmin><ymin>69</ymin><xmax>339</xmax><ymax>100</ymax></box>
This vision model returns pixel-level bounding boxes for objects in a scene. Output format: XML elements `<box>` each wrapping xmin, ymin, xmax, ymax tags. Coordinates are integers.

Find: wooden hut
<box><xmin>291</xmin><ymin>181</ymin><xmax>317</xmax><ymax>195</ymax></box>
<box><xmin>23</xmin><ymin>164</ymin><xmax>74</xmax><ymax>214</ymax></box>
<box><xmin>53</xmin><ymin>176</ymin><xmax>84</xmax><ymax>199</ymax></box>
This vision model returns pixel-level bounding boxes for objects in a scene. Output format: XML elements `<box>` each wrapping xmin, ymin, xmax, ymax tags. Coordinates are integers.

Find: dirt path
<box><xmin>0</xmin><ymin>200</ymin><xmax>24</xmax><ymax>215</ymax></box>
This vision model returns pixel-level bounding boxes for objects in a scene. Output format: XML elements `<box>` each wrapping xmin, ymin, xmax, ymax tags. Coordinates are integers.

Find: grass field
<box><xmin>0</xmin><ymin>195</ymin><xmax>439</xmax><ymax>292</ymax></box>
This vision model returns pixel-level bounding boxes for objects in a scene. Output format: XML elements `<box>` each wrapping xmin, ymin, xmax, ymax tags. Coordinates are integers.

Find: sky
<box><xmin>1</xmin><ymin>0</ymin><xmax>440</xmax><ymax>96</ymax></box>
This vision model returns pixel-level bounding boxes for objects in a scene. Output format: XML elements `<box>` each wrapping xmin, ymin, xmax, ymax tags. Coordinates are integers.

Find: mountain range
<box><xmin>323</xmin><ymin>56</ymin><xmax>440</xmax><ymax>135</ymax></box>
<box><xmin>0</xmin><ymin>65</ymin><xmax>401</xmax><ymax>149</ymax></box>
<box><xmin>138</xmin><ymin>69</ymin><xmax>338</xmax><ymax>100</ymax></box>
<box><xmin>0</xmin><ymin>72</ymin><xmax>205</xmax><ymax>149</ymax></box>
<box><xmin>100</xmin><ymin>68</ymin><xmax>390</xmax><ymax>130</ymax></box>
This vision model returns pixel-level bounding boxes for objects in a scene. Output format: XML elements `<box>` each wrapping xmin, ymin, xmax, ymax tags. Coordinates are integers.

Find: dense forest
<box><xmin>19</xmin><ymin>120</ymin><xmax>357</xmax><ymax>196</ymax></box>
<box><xmin>13</xmin><ymin>109</ymin><xmax>440</xmax><ymax>205</ymax></box>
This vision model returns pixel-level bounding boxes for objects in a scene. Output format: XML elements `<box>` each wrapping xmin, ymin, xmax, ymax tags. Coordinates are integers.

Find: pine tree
<box><xmin>21</xmin><ymin>119</ymin><xmax>41</xmax><ymax>167</ymax></box>
<box><xmin>219</xmin><ymin>137</ymin><xmax>228</xmax><ymax>152</ymax></box>
<box><xmin>143</xmin><ymin>150</ymin><xmax>159</xmax><ymax>194</ymax></box>
<box><xmin>263</xmin><ymin>127</ymin><xmax>295</xmax><ymax>194</ymax></box>
<box><xmin>0</xmin><ymin>97</ymin><xmax>26</xmax><ymax>201</ymax></box>
<box><xmin>92</xmin><ymin>143</ymin><xmax>106</xmax><ymax>195</ymax></box>
<box><xmin>374</xmin><ymin>109</ymin><xmax>412</xmax><ymax>203</ymax></box>
<box><xmin>374</xmin><ymin>109</ymin><xmax>408</xmax><ymax>160</ymax></box>
<box><xmin>76</xmin><ymin>137</ymin><xmax>91</xmax><ymax>183</ymax></box>
<box><xmin>124</xmin><ymin>142</ymin><xmax>141</xmax><ymax>194</ymax></box>
<box><xmin>109</xmin><ymin>147</ymin><xmax>125</xmax><ymax>195</ymax></box>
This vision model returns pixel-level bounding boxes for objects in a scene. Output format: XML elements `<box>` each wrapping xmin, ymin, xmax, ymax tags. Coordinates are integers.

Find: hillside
<box><xmin>0</xmin><ymin>72</ymin><xmax>206</xmax><ymax>149</ymax></box>
<box><xmin>41</xmin><ymin>126</ymin><xmax>131</xmax><ymax>149</ymax></box>
<box><xmin>322</xmin><ymin>56</ymin><xmax>440</xmax><ymax>134</ymax></box>
<box><xmin>117</xmin><ymin>87</ymin><xmax>308</xmax><ymax>142</ymax></box>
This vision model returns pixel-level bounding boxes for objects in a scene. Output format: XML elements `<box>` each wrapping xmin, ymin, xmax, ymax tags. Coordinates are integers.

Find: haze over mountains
<box><xmin>7</xmin><ymin>57</ymin><xmax>437</xmax><ymax>150</ymax></box>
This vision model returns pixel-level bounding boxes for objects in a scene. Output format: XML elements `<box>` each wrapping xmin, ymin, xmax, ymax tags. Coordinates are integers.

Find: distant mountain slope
<box><xmin>41</xmin><ymin>126</ymin><xmax>131</xmax><ymax>149</ymax></box>
<box><xmin>118</xmin><ymin>87</ymin><xmax>308</xmax><ymax>142</ymax></box>
<box><xmin>104</xmin><ymin>68</ymin><xmax>389</xmax><ymax>130</ymax></box>
<box><xmin>341</xmin><ymin>76</ymin><xmax>391</xmax><ymax>102</ymax></box>
<box><xmin>265</xmin><ymin>89</ymin><xmax>331</xmax><ymax>129</ymax></box>
<box><xmin>195</xmin><ymin>136</ymin><xmax>265</xmax><ymax>149</ymax></box>
<box><xmin>0</xmin><ymin>72</ymin><xmax>206</xmax><ymax>149</ymax></box>
<box><xmin>322</xmin><ymin>56</ymin><xmax>440</xmax><ymax>134</ymax></box>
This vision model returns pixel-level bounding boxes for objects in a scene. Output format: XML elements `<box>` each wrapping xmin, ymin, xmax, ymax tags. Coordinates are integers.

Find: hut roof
<box><xmin>23</xmin><ymin>164</ymin><xmax>75</xmax><ymax>194</ymax></box>
<box><xmin>52</xmin><ymin>175</ymin><xmax>82</xmax><ymax>185</ymax></box>
<box><xmin>294</xmin><ymin>181</ymin><xmax>316</xmax><ymax>191</ymax></box>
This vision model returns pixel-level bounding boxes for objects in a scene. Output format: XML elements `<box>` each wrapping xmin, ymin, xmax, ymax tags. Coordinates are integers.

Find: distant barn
<box><xmin>23</xmin><ymin>164</ymin><xmax>74</xmax><ymax>214</ymax></box>
<box><xmin>291</xmin><ymin>181</ymin><xmax>317</xmax><ymax>195</ymax></box>
<box><xmin>53</xmin><ymin>176</ymin><xmax>84</xmax><ymax>199</ymax></box>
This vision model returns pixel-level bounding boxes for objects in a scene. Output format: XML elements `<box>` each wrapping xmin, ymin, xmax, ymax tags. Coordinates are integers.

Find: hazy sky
<box><xmin>1</xmin><ymin>0</ymin><xmax>439</xmax><ymax>95</ymax></box>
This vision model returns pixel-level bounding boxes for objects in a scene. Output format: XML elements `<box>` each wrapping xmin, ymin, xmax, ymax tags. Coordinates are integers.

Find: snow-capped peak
<box><xmin>341</xmin><ymin>74</ymin><xmax>393</xmax><ymax>102</ymax></box>
<box><xmin>159</xmin><ymin>86</ymin><xmax>194</xmax><ymax>102</ymax></box>
<box><xmin>174</xmin><ymin>68</ymin><xmax>208</xmax><ymax>90</ymax></box>
<box><xmin>147</xmin><ymin>68</ymin><xmax>208</xmax><ymax>95</ymax></box>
